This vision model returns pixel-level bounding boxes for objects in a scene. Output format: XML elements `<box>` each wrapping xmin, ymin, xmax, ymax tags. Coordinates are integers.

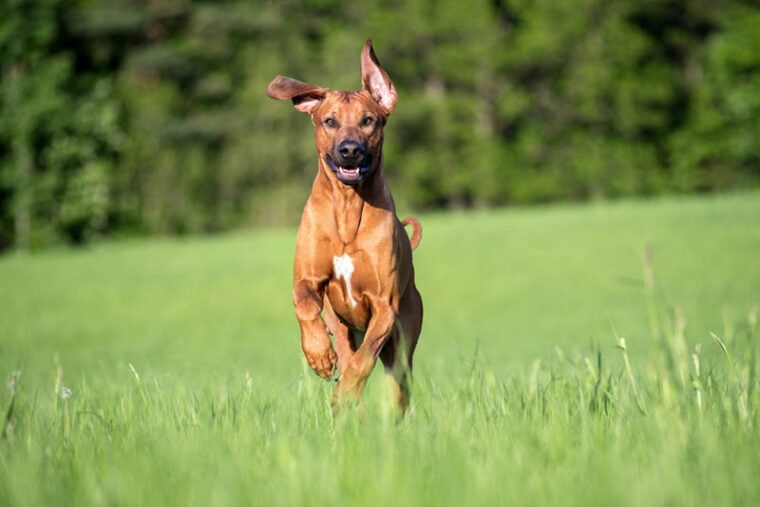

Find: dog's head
<box><xmin>266</xmin><ymin>40</ymin><xmax>397</xmax><ymax>187</ymax></box>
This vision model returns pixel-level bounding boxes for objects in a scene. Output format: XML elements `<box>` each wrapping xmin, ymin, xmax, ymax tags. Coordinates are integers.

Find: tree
<box><xmin>0</xmin><ymin>0</ymin><xmax>126</xmax><ymax>249</ymax></box>
<box><xmin>1</xmin><ymin>0</ymin><xmax>758</xmax><ymax>251</ymax></box>
<box><xmin>0</xmin><ymin>0</ymin><xmax>68</xmax><ymax>250</ymax></box>
<box><xmin>671</xmin><ymin>3</ymin><xmax>760</xmax><ymax>190</ymax></box>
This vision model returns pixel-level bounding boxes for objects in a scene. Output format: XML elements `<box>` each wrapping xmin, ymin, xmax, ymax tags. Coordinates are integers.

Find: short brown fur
<box><xmin>266</xmin><ymin>40</ymin><xmax>422</xmax><ymax>413</ymax></box>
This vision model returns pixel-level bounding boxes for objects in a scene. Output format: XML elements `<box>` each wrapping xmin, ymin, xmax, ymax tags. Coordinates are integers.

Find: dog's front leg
<box><xmin>333</xmin><ymin>303</ymin><xmax>397</xmax><ymax>405</ymax></box>
<box><xmin>294</xmin><ymin>279</ymin><xmax>337</xmax><ymax>379</ymax></box>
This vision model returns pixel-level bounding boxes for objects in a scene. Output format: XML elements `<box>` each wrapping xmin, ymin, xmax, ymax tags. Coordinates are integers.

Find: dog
<box><xmin>266</xmin><ymin>40</ymin><xmax>423</xmax><ymax>413</ymax></box>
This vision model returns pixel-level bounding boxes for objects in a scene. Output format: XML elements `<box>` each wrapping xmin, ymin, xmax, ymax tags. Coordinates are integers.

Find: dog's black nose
<box><xmin>337</xmin><ymin>141</ymin><xmax>365</xmax><ymax>163</ymax></box>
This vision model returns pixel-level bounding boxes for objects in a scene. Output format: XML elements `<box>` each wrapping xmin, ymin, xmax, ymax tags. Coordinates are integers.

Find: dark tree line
<box><xmin>1</xmin><ymin>0</ymin><xmax>758</xmax><ymax>251</ymax></box>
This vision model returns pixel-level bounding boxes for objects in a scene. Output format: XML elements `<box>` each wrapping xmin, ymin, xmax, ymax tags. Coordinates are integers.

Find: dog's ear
<box><xmin>361</xmin><ymin>40</ymin><xmax>397</xmax><ymax>114</ymax></box>
<box><xmin>266</xmin><ymin>76</ymin><xmax>328</xmax><ymax>113</ymax></box>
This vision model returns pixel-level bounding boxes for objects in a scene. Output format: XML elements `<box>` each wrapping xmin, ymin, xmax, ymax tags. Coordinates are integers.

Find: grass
<box><xmin>1</xmin><ymin>191</ymin><xmax>759</xmax><ymax>506</ymax></box>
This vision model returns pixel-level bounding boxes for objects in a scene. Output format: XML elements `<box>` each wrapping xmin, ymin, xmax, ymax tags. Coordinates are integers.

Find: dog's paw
<box><xmin>332</xmin><ymin>371</ymin><xmax>367</xmax><ymax>409</ymax></box>
<box><xmin>305</xmin><ymin>346</ymin><xmax>337</xmax><ymax>380</ymax></box>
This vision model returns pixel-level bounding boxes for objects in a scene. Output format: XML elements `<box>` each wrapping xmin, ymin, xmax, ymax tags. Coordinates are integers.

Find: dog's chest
<box><xmin>327</xmin><ymin>250</ymin><xmax>376</xmax><ymax>328</ymax></box>
<box><xmin>332</xmin><ymin>253</ymin><xmax>358</xmax><ymax>308</ymax></box>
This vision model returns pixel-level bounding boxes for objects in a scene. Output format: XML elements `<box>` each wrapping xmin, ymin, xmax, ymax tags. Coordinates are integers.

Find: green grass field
<box><xmin>1</xmin><ymin>192</ymin><xmax>759</xmax><ymax>506</ymax></box>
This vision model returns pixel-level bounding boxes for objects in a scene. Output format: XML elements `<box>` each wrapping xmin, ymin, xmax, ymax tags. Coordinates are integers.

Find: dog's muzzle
<box><xmin>326</xmin><ymin>140</ymin><xmax>372</xmax><ymax>186</ymax></box>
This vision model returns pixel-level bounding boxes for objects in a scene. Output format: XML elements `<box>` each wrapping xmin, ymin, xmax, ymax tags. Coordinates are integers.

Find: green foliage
<box><xmin>671</xmin><ymin>3</ymin><xmax>760</xmax><ymax>190</ymax></box>
<box><xmin>0</xmin><ymin>0</ymin><xmax>125</xmax><ymax>248</ymax></box>
<box><xmin>1</xmin><ymin>0</ymin><xmax>759</xmax><ymax>250</ymax></box>
<box><xmin>1</xmin><ymin>193</ymin><xmax>759</xmax><ymax>505</ymax></box>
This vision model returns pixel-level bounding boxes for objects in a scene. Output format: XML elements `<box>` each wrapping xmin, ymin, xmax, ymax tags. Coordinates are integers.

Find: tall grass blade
<box><xmin>616</xmin><ymin>337</ymin><xmax>648</xmax><ymax>416</ymax></box>
<box><xmin>1</xmin><ymin>395</ymin><xmax>14</xmax><ymax>441</ymax></box>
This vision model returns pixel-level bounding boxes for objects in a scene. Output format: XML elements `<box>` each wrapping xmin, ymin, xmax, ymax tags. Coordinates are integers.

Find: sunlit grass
<box><xmin>1</xmin><ymin>192</ymin><xmax>759</xmax><ymax>506</ymax></box>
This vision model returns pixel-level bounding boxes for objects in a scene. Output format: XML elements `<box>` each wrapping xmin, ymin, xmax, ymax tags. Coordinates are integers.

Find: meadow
<box><xmin>1</xmin><ymin>192</ymin><xmax>759</xmax><ymax>506</ymax></box>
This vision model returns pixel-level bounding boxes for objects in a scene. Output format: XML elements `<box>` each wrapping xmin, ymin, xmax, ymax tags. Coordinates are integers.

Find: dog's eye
<box><xmin>323</xmin><ymin>118</ymin><xmax>338</xmax><ymax>128</ymax></box>
<box><xmin>362</xmin><ymin>116</ymin><xmax>375</xmax><ymax>127</ymax></box>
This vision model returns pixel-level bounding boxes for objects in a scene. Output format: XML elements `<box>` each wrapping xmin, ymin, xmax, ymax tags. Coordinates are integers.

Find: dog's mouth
<box><xmin>325</xmin><ymin>156</ymin><xmax>372</xmax><ymax>186</ymax></box>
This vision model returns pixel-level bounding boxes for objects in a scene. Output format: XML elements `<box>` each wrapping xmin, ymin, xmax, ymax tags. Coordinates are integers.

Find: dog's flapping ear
<box><xmin>360</xmin><ymin>40</ymin><xmax>397</xmax><ymax>114</ymax></box>
<box><xmin>266</xmin><ymin>76</ymin><xmax>328</xmax><ymax>113</ymax></box>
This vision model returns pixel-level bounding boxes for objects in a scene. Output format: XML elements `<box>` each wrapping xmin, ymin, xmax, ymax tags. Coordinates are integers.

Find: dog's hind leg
<box><xmin>379</xmin><ymin>326</ymin><xmax>415</xmax><ymax>415</ymax></box>
<box><xmin>386</xmin><ymin>286</ymin><xmax>422</xmax><ymax>414</ymax></box>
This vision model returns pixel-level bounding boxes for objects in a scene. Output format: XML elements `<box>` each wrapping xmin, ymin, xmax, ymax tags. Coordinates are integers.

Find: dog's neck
<box><xmin>316</xmin><ymin>159</ymin><xmax>392</xmax><ymax>245</ymax></box>
<box><xmin>332</xmin><ymin>179</ymin><xmax>365</xmax><ymax>245</ymax></box>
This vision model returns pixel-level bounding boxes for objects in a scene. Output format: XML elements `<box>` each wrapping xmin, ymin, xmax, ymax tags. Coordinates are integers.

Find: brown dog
<box><xmin>266</xmin><ymin>40</ymin><xmax>423</xmax><ymax>413</ymax></box>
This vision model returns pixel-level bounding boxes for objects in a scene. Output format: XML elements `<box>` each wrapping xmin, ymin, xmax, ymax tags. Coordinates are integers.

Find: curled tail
<box><xmin>401</xmin><ymin>217</ymin><xmax>422</xmax><ymax>250</ymax></box>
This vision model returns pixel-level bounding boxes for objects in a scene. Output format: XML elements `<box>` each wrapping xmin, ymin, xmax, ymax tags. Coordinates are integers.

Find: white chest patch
<box><xmin>333</xmin><ymin>254</ymin><xmax>357</xmax><ymax>308</ymax></box>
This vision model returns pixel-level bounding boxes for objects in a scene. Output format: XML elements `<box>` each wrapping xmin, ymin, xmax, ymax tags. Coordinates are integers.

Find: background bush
<box><xmin>1</xmin><ymin>0</ymin><xmax>758</xmax><ymax>250</ymax></box>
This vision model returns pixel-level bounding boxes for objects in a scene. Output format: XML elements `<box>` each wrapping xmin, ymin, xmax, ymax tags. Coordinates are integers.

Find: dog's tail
<box><xmin>401</xmin><ymin>217</ymin><xmax>423</xmax><ymax>250</ymax></box>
